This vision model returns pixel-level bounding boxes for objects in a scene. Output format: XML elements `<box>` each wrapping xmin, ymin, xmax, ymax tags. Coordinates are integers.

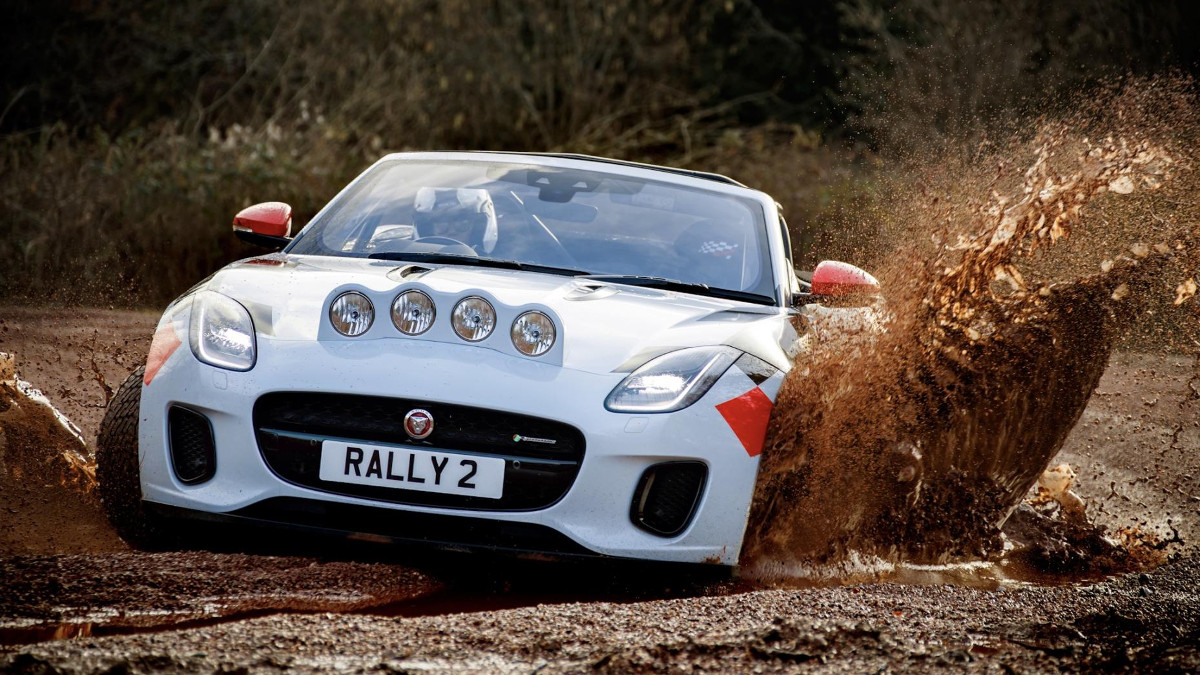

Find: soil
<box><xmin>0</xmin><ymin>307</ymin><xmax>1197</xmax><ymax>672</ymax></box>
<box><xmin>0</xmin><ymin>307</ymin><xmax>156</xmax><ymax>451</ymax></box>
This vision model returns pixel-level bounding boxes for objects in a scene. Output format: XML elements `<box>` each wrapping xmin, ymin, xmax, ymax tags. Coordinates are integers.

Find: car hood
<box><xmin>203</xmin><ymin>254</ymin><xmax>794</xmax><ymax>375</ymax></box>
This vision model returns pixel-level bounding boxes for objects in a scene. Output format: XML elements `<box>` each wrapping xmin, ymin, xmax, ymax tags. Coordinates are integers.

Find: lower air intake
<box><xmin>630</xmin><ymin>461</ymin><xmax>707</xmax><ymax>537</ymax></box>
<box><xmin>169</xmin><ymin>406</ymin><xmax>216</xmax><ymax>484</ymax></box>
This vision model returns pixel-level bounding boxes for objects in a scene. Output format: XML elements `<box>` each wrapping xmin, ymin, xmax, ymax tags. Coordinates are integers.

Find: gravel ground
<box><xmin>1058</xmin><ymin>351</ymin><xmax>1200</xmax><ymax>548</ymax></box>
<box><xmin>4</xmin><ymin>557</ymin><xmax>1197</xmax><ymax>672</ymax></box>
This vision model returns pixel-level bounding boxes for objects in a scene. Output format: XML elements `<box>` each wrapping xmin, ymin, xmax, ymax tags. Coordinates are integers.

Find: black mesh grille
<box><xmin>168</xmin><ymin>406</ymin><xmax>216</xmax><ymax>484</ymax></box>
<box><xmin>631</xmin><ymin>462</ymin><xmax>707</xmax><ymax>537</ymax></box>
<box><xmin>253</xmin><ymin>392</ymin><xmax>585</xmax><ymax>511</ymax></box>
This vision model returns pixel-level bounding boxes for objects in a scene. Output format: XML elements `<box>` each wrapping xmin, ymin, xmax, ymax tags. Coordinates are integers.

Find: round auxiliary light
<box><xmin>391</xmin><ymin>290</ymin><xmax>436</xmax><ymax>335</ymax></box>
<box><xmin>451</xmin><ymin>296</ymin><xmax>496</xmax><ymax>342</ymax></box>
<box><xmin>329</xmin><ymin>291</ymin><xmax>374</xmax><ymax>337</ymax></box>
<box><xmin>511</xmin><ymin>311</ymin><xmax>556</xmax><ymax>357</ymax></box>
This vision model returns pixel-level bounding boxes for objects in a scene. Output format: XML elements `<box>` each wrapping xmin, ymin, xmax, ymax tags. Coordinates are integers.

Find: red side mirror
<box><xmin>233</xmin><ymin>202</ymin><xmax>293</xmax><ymax>238</ymax></box>
<box><xmin>811</xmin><ymin>260</ymin><xmax>879</xmax><ymax>296</ymax></box>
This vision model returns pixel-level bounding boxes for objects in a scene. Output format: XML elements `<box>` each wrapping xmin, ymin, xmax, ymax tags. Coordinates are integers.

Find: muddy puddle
<box><xmin>0</xmin><ymin>550</ymin><xmax>446</xmax><ymax>650</ymax></box>
<box><xmin>0</xmin><ymin>610</ymin><xmax>297</xmax><ymax>648</ymax></box>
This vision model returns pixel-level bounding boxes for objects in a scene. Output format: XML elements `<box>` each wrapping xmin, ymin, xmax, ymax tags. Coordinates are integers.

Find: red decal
<box><xmin>144</xmin><ymin>322</ymin><xmax>182</xmax><ymax>386</ymax></box>
<box><xmin>716</xmin><ymin>387</ymin><xmax>773</xmax><ymax>457</ymax></box>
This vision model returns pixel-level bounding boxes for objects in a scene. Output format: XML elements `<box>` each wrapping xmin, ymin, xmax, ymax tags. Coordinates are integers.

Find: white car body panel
<box><xmin>135</xmin><ymin>152</ymin><xmax>811</xmax><ymax>566</ymax></box>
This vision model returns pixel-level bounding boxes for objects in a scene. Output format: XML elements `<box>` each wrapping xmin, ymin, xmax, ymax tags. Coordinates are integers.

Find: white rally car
<box><xmin>97</xmin><ymin>152</ymin><xmax>878</xmax><ymax>567</ymax></box>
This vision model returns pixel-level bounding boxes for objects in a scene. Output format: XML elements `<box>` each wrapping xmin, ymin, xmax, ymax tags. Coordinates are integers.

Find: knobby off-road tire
<box><xmin>96</xmin><ymin>366</ymin><xmax>172</xmax><ymax>550</ymax></box>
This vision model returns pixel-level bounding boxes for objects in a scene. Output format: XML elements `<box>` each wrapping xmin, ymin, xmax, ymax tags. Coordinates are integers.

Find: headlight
<box><xmin>451</xmin><ymin>296</ymin><xmax>496</xmax><ymax>342</ymax></box>
<box><xmin>189</xmin><ymin>291</ymin><xmax>256</xmax><ymax>371</ymax></box>
<box><xmin>605</xmin><ymin>346</ymin><xmax>739</xmax><ymax>413</ymax></box>
<box><xmin>511</xmin><ymin>311</ymin><xmax>556</xmax><ymax>356</ymax></box>
<box><xmin>391</xmin><ymin>290</ymin><xmax>436</xmax><ymax>335</ymax></box>
<box><xmin>330</xmin><ymin>291</ymin><xmax>374</xmax><ymax>336</ymax></box>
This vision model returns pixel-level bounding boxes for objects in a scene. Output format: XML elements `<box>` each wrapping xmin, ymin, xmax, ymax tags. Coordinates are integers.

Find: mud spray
<box><xmin>0</xmin><ymin>353</ymin><xmax>124</xmax><ymax>555</ymax></box>
<box><xmin>744</xmin><ymin>77</ymin><xmax>1200</xmax><ymax>583</ymax></box>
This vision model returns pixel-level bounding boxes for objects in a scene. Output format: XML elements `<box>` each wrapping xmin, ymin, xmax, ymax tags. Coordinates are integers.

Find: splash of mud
<box><xmin>0</xmin><ymin>353</ymin><xmax>123</xmax><ymax>554</ymax></box>
<box><xmin>745</xmin><ymin>78</ymin><xmax>1200</xmax><ymax>576</ymax></box>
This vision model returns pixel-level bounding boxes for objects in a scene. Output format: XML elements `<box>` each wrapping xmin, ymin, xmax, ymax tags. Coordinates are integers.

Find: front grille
<box><xmin>253</xmin><ymin>392</ymin><xmax>585</xmax><ymax>511</ymax></box>
<box><xmin>168</xmin><ymin>406</ymin><xmax>216</xmax><ymax>484</ymax></box>
<box><xmin>631</xmin><ymin>462</ymin><xmax>707</xmax><ymax>537</ymax></box>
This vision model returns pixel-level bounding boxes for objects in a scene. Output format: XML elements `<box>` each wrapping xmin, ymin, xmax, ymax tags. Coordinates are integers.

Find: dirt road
<box><xmin>8</xmin><ymin>557</ymin><xmax>1200</xmax><ymax>672</ymax></box>
<box><xmin>1</xmin><ymin>307</ymin><xmax>1197</xmax><ymax>672</ymax></box>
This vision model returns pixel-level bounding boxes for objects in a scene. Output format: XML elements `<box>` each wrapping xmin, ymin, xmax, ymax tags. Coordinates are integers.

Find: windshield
<box><xmin>288</xmin><ymin>159</ymin><xmax>776</xmax><ymax>303</ymax></box>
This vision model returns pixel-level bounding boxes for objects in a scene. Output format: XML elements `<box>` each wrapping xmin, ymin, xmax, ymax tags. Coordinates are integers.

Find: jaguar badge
<box><xmin>403</xmin><ymin>409</ymin><xmax>434</xmax><ymax>440</ymax></box>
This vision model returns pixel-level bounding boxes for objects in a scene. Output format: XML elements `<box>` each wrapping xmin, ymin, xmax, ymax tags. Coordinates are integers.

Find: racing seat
<box><xmin>413</xmin><ymin>187</ymin><xmax>499</xmax><ymax>255</ymax></box>
<box><xmin>672</xmin><ymin>219</ymin><xmax>747</xmax><ymax>290</ymax></box>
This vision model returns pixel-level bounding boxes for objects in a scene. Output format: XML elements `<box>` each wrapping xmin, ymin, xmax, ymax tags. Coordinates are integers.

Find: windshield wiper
<box><xmin>366</xmin><ymin>254</ymin><xmax>774</xmax><ymax>304</ymax></box>
<box><xmin>367</xmin><ymin>252</ymin><xmax>588</xmax><ymax>277</ymax></box>
<box><xmin>579</xmin><ymin>275</ymin><xmax>775</xmax><ymax>305</ymax></box>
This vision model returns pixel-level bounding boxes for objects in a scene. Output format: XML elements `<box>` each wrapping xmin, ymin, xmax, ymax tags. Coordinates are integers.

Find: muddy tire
<box><xmin>97</xmin><ymin>366</ymin><xmax>171</xmax><ymax>550</ymax></box>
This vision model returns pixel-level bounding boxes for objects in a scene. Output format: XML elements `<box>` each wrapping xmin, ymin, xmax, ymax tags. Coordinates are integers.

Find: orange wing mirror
<box><xmin>233</xmin><ymin>202</ymin><xmax>293</xmax><ymax>250</ymax></box>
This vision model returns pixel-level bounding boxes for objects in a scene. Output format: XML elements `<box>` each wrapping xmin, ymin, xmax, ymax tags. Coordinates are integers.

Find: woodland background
<box><xmin>2</xmin><ymin>0</ymin><xmax>1197</xmax><ymax>305</ymax></box>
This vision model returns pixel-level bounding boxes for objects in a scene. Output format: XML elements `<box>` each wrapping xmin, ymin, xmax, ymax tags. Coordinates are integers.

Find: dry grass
<box><xmin>0</xmin><ymin>123</ymin><xmax>355</xmax><ymax>305</ymax></box>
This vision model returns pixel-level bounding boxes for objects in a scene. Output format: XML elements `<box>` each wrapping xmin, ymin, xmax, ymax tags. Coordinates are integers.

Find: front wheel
<box><xmin>96</xmin><ymin>366</ymin><xmax>171</xmax><ymax>549</ymax></box>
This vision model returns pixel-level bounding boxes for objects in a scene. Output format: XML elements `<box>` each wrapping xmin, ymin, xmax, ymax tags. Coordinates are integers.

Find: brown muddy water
<box><xmin>744</xmin><ymin>77</ymin><xmax>1200</xmax><ymax>581</ymax></box>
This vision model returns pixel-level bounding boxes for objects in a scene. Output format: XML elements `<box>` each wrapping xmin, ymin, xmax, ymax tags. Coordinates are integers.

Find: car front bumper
<box><xmin>139</xmin><ymin>330</ymin><xmax>776</xmax><ymax>565</ymax></box>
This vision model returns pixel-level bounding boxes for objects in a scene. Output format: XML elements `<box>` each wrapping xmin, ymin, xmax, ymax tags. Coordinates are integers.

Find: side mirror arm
<box><xmin>790</xmin><ymin>292</ymin><xmax>820</xmax><ymax>308</ymax></box>
<box><xmin>235</xmin><ymin>230</ymin><xmax>291</xmax><ymax>250</ymax></box>
<box><xmin>792</xmin><ymin>291</ymin><xmax>881</xmax><ymax>309</ymax></box>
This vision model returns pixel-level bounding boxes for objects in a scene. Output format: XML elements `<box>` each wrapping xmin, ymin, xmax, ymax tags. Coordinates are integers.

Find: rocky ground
<box><xmin>0</xmin><ymin>307</ymin><xmax>1197</xmax><ymax>672</ymax></box>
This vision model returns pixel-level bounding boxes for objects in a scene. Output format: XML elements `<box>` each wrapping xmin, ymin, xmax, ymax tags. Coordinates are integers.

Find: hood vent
<box><xmin>386</xmin><ymin>264</ymin><xmax>434</xmax><ymax>282</ymax></box>
<box><xmin>563</xmin><ymin>281</ymin><xmax>619</xmax><ymax>301</ymax></box>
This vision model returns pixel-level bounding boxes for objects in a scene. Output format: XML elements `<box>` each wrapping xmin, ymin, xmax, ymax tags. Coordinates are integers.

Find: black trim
<box><xmin>145</xmin><ymin>498</ymin><xmax>599</xmax><ymax>558</ymax></box>
<box><xmin>734</xmin><ymin>353</ymin><xmax>777</xmax><ymax>386</ymax></box>
<box><xmin>630</xmin><ymin>461</ymin><xmax>708</xmax><ymax>537</ymax></box>
<box><xmin>168</xmin><ymin>406</ymin><xmax>217</xmax><ymax>485</ymax></box>
<box><xmin>235</xmin><ymin>229</ymin><xmax>291</xmax><ymax>250</ymax></box>
<box><xmin>471</xmin><ymin>151</ymin><xmax>746</xmax><ymax>187</ymax></box>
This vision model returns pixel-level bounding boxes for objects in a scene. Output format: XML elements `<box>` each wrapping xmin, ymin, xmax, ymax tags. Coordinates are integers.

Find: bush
<box><xmin>3</xmin><ymin>0</ymin><xmax>1198</xmax><ymax>306</ymax></box>
<box><xmin>0</xmin><ymin>122</ymin><xmax>357</xmax><ymax>305</ymax></box>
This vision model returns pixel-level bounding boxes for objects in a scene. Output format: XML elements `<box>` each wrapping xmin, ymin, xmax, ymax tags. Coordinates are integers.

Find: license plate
<box><xmin>318</xmin><ymin>440</ymin><xmax>504</xmax><ymax>499</ymax></box>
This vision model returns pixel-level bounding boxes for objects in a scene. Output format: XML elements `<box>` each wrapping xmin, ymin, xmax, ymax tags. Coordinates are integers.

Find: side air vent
<box><xmin>630</xmin><ymin>461</ymin><xmax>707</xmax><ymax>537</ymax></box>
<box><xmin>168</xmin><ymin>406</ymin><xmax>217</xmax><ymax>484</ymax></box>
